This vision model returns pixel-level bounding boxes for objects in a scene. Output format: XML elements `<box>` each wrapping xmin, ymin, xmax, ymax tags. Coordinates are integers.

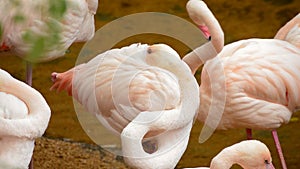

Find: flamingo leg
<box><xmin>246</xmin><ymin>128</ymin><xmax>252</xmax><ymax>140</ymax></box>
<box><xmin>26</xmin><ymin>61</ymin><xmax>34</xmax><ymax>169</ymax></box>
<box><xmin>26</xmin><ymin>62</ymin><xmax>33</xmax><ymax>86</ymax></box>
<box><xmin>272</xmin><ymin>130</ymin><xmax>287</xmax><ymax>169</ymax></box>
<box><xmin>29</xmin><ymin>160</ymin><xmax>33</xmax><ymax>169</ymax></box>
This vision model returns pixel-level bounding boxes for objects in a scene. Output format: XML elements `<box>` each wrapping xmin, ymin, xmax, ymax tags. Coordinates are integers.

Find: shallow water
<box><xmin>1</xmin><ymin>0</ymin><xmax>300</xmax><ymax>168</ymax></box>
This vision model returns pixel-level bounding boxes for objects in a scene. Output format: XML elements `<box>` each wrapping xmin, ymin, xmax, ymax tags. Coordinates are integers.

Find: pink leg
<box><xmin>272</xmin><ymin>130</ymin><xmax>287</xmax><ymax>169</ymax></box>
<box><xmin>246</xmin><ymin>128</ymin><xmax>252</xmax><ymax>140</ymax></box>
<box><xmin>26</xmin><ymin>62</ymin><xmax>32</xmax><ymax>86</ymax></box>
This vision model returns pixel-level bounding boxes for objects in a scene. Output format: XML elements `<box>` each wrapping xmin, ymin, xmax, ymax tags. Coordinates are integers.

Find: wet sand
<box><xmin>1</xmin><ymin>0</ymin><xmax>300</xmax><ymax>168</ymax></box>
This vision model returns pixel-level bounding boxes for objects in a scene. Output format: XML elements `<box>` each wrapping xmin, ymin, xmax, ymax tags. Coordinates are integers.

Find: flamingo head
<box><xmin>199</xmin><ymin>25</ymin><xmax>211</xmax><ymax>40</ymax></box>
<box><xmin>145</xmin><ymin>44</ymin><xmax>181</xmax><ymax>70</ymax></box>
<box><xmin>216</xmin><ymin>140</ymin><xmax>275</xmax><ymax>169</ymax></box>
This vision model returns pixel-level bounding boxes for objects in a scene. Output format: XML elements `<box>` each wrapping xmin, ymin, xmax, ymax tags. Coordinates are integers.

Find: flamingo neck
<box><xmin>183</xmin><ymin>0</ymin><xmax>224</xmax><ymax>74</ymax></box>
<box><xmin>187</xmin><ymin>0</ymin><xmax>224</xmax><ymax>52</ymax></box>
<box><xmin>210</xmin><ymin>148</ymin><xmax>236</xmax><ymax>169</ymax></box>
<box><xmin>274</xmin><ymin>14</ymin><xmax>300</xmax><ymax>48</ymax></box>
<box><xmin>183</xmin><ymin>41</ymin><xmax>218</xmax><ymax>74</ymax></box>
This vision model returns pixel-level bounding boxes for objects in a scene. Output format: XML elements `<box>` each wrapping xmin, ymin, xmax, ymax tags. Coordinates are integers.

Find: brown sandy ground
<box><xmin>33</xmin><ymin>137</ymin><xmax>132</xmax><ymax>169</ymax></box>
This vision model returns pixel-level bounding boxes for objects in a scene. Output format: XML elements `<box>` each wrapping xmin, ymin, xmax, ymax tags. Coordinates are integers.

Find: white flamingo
<box><xmin>0</xmin><ymin>69</ymin><xmax>50</xmax><ymax>169</ymax></box>
<box><xmin>183</xmin><ymin>1</ymin><xmax>300</xmax><ymax>169</ymax></box>
<box><xmin>0</xmin><ymin>0</ymin><xmax>98</xmax><ymax>85</ymax></box>
<box><xmin>50</xmin><ymin>43</ymin><xmax>200</xmax><ymax>169</ymax></box>
<box><xmin>183</xmin><ymin>140</ymin><xmax>275</xmax><ymax>169</ymax></box>
<box><xmin>0</xmin><ymin>1</ymin><xmax>97</xmax><ymax>167</ymax></box>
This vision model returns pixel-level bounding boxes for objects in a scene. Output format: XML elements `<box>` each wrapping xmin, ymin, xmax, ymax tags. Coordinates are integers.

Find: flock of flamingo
<box><xmin>0</xmin><ymin>0</ymin><xmax>299</xmax><ymax>168</ymax></box>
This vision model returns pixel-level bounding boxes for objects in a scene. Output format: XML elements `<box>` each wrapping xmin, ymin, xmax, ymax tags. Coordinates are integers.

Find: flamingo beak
<box><xmin>198</xmin><ymin>25</ymin><xmax>211</xmax><ymax>40</ymax></box>
<box><xmin>0</xmin><ymin>42</ymin><xmax>10</xmax><ymax>51</ymax></box>
<box><xmin>266</xmin><ymin>162</ymin><xmax>275</xmax><ymax>169</ymax></box>
<box><xmin>51</xmin><ymin>72</ymin><xmax>58</xmax><ymax>82</ymax></box>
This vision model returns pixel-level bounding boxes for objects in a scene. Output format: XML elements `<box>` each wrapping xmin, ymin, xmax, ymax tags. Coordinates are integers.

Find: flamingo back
<box><xmin>199</xmin><ymin>39</ymin><xmax>300</xmax><ymax>130</ymax></box>
<box><xmin>73</xmin><ymin>44</ymin><xmax>182</xmax><ymax>134</ymax></box>
<box><xmin>0</xmin><ymin>0</ymin><xmax>97</xmax><ymax>62</ymax></box>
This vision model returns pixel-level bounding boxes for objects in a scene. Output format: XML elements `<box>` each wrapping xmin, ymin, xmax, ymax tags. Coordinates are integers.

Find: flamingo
<box><xmin>50</xmin><ymin>43</ymin><xmax>200</xmax><ymax>169</ymax></box>
<box><xmin>0</xmin><ymin>69</ymin><xmax>51</xmax><ymax>169</ymax></box>
<box><xmin>183</xmin><ymin>1</ymin><xmax>300</xmax><ymax>169</ymax></box>
<box><xmin>0</xmin><ymin>0</ymin><xmax>98</xmax><ymax>85</ymax></box>
<box><xmin>183</xmin><ymin>140</ymin><xmax>275</xmax><ymax>169</ymax></box>
<box><xmin>0</xmin><ymin>1</ymin><xmax>97</xmax><ymax>167</ymax></box>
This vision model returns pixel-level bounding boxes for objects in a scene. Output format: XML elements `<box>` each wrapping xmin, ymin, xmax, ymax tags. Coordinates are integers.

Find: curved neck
<box><xmin>183</xmin><ymin>41</ymin><xmax>217</xmax><ymax>74</ymax></box>
<box><xmin>194</xmin><ymin>1</ymin><xmax>224</xmax><ymax>52</ymax></box>
<box><xmin>0</xmin><ymin>69</ymin><xmax>50</xmax><ymax>139</ymax></box>
<box><xmin>210</xmin><ymin>148</ymin><xmax>236</xmax><ymax>169</ymax></box>
<box><xmin>274</xmin><ymin>13</ymin><xmax>300</xmax><ymax>49</ymax></box>
<box><xmin>86</xmin><ymin>0</ymin><xmax>98</xmax><ymax>14</ymax></box>
<box><xmin>183</xmin><ymin>0</ymin><xmax>224</xmax><ymax>74</ymax></box>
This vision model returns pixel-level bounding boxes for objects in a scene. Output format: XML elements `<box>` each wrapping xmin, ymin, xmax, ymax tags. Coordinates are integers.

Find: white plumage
<box><xmin>51</xmin><ymin>43</ymin><xmax>200</xmax><ymax>169</ymax></box>
<box><xmin>0</xmin><ymin>0</ymin><xmax>98</xmax><ymax>62</ymax></box>
<box><xmin>0</xmin><ymin>69</ymin><xmax>51</xmax><ymax>169</ymax></box>
<box><xmin>183</xmin><ymin>140</ymin><xmax>275</xmax><ymax>169</ymax></box>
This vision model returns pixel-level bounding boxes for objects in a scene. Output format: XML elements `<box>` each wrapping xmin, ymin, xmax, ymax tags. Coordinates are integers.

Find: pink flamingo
<box><xmin>50</xmin><ymin>43</ymin><xmax>200</xmax><ymax>169</ymax></box>
<box><xmin>0</xmin><ymin>0</ymin><xmax>98</xmax><ymax>85</ymax></box>
<box><xmin>183</xmin><ymin>0</ymin><xmax>300</xmax><ymax>169</ymax></box>
<box><xmin>0</xmin><ymin>69</ymin><xmax>50</xmax><ymax>169</ymax></box>
<box><xmin>183</xmin><ymin>140</ymin><xmax>275</xmax><ymax>169</ymax></box>
<box><xmin>48</xmin><ymin>0</ymin><xmax>224</xmax><ymax>168</ymax></box>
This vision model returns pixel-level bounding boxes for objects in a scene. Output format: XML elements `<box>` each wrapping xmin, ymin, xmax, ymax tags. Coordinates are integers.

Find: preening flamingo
<box><xmin>183</xmin><ymin>140</ymin><xmax>275</xmax><ymax>169</ymax></box>
<box><xmin>0</xmin><ymin>0</ymin><xmax>98</xmax><ymax>85</ymax></box>
<box><xmin>183</xmin><ymin>1</ymin><xmax>300</xmax><ymax>169</ymax></box>
<box><xmin>0</xmin><ymin>69</ymin><xmax>50</xmax><ymax>169</ymax></box>
<box><xmin>50</xmin><ymin>43</ymin><xmax>199</xmax><ymax>168</ymax></box>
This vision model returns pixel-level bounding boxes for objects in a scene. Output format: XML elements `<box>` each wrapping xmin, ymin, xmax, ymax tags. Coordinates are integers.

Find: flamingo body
<box><xmin>0</xmin><ymin>92</ymin><xmax>32</xmax><ymax>169</ymax></box>
<box><xmin>199</xmin><ymin>38</ymin><xmax>300</xmax><ymax>130</ymax></box>
<box><xmin>0</xmin><ymin>0</ymin><xmax>98</xmax><ymax>62</ymax></box>
<box><xmin>51</xmin><ymin>43</ymin><xmax>200</xmax><ymax>169</ymax></box>
<box><xmin>183</xmin><ymin>1</ymin><xmax>299</xmax><ymax>168</ymax></box>
<box><xmin>0</xmin><ymin>69</ymin><xmax>51</xmax><ymax>169</ymax></box>
<box><xmin>0</xmin><ymin>92</ymin><xmax>28</xmax><ymax>119</ymax></box>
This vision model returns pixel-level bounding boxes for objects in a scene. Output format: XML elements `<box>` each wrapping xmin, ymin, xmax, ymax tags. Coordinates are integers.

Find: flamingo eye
<box><xmin>264</xmin><ymin>159</ymin><xmax>269</xmax><ymax>164</ymax></box>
